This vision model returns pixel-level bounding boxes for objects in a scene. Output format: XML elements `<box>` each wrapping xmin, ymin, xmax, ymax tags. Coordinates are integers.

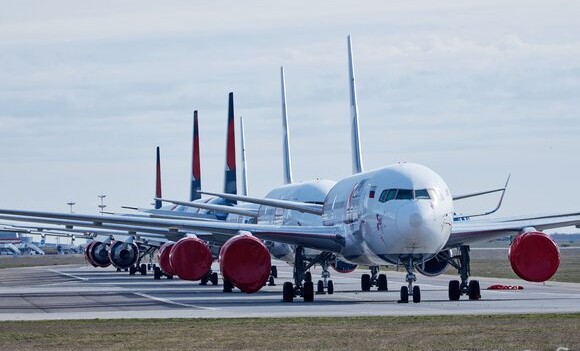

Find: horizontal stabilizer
<box><xmin>198</xmin><ymin>191</ymin><xmax>323</xmax><ymax>215</ymax></box>
<box><xmin>155</xmin><ymin>197</ymin><xmax>258</xmax><ymax>218</ymax></box>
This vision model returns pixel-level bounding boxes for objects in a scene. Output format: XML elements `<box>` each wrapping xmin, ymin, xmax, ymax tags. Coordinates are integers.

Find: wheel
<box><xmin>268</xmin><ymin>275</ymin><xmax>275</xmax><ymax>286</ymax></box>
<box><xmin>271</xmin><ymin>265</ymin><xmax>278</xmax><ymax>279</ymax></box>
<box><xmin>400</xmin><ymin>286</ymin><xmax>409</xmax><ymax>303</ymax></box>
<box><xmin>153</xmin><ymin>267</ymin><xmax>161</xmax><ymax>280</ymax></box>
<box><xmin>200</xmin><ymin>274</ymin><xmax>208</xmax><ymax>286</ymax></box>
<box><xmin>317</xmin><ymin>280</ymin><xmax>324</xmax><ymax>294</ymax></box>
<box><xmin>166</xmin><ymin>274</ymin><xmax>173</xmax><ymax>280</ymax></box>
<box><xmin>468</xmin><ymin>280</ymin><xmax>481</xmax><ymax>300</ymax></box>
<box><xmin>223</xmin><ymin>279</ymin><xmax>233</xmax><ymax>293</ymax></box>
<box><xmin>129</xmin><ymin>265</ymin><xmax>136</xmax><ymax>275</ymax></box>
<box><xmin>377</xmin><ymin>274</ymin><xmax>388</xmax><ymax>291</ymax></box>
<box><xmin>140</xmin><ymin>264</ymin><xmax>147</xmax><ymax>275</ymax></box>
<box><xmin>412</xmin><ymin>286</ymin><xmax>421</xmax><ymax>303</ymax></box>
<box><xmin>282</xmin><ymin>282</ymin><xmax>294</xmax><ymax>303</ymax></box>
<box><xmin>147</xmin><ymin>263</ymin><xmax>151</xmax><ymax>270</ymax></box>
<box><xmin>124</xmin><ymin>268</ymin><xmax>128</xmax><ymax>272</ymax></box>
<box><xmin>211</xmin><ymin>272</ymin><xmax>219</xmax><ymax>285</ymax></box>
<box><xmin>303</xmin><ymin>281</ymin><xmax>314</xmax><ymax>302</ymax></box>
<box><xmin>448</xmin><ymin>280</ymin><xmax>461</xmax><ymax>301</ymax></box>
<box><xmin>361</xmin><ymin>274</ymin><xmax>371</xmax><ymax>291</ymax></box>
<box><xmin>327</xmin><ymin>280</ymin><xmax>334</xmax><ymax>295</ymax></box>
<box><xmin>304</xmin><ymin>271</ymin><xmax>312</xmax><ymax>283</ymax></box>
<box><xmin>116</xmin><ymin>267</ymin><xmax>121</xmax><ymax>272</ymax></box>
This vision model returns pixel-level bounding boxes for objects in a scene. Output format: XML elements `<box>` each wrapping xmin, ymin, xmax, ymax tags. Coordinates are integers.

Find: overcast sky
<box><xmin>0</xmin><ymin>1</ymin><xmax>579</xmax><ymax>233</ymax></box>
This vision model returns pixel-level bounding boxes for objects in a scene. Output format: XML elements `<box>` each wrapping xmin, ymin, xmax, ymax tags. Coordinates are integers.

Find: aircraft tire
<box><xmin>223</xmin><ymin>279</ymin><xmax>233</xmax><ymax>293</ymax></box>
<box><xmin>400</xmin><ymin>286</ymin><xmax>409</xmax><ymax>303</ymax></box>
<box><xmin>153</xmin><ymin>267</ymin><xmax>161</xmax><ymax>280</ymax></box>
<box><xmin>468</xmin><ymin>280</ymin><xmax>481</xmax><ymax>300</ymax></box>
<box><xmin>140</xmin><ymin>264</ymin><xmax>147</xmax><ymax>275</ymax></box>
<box><xmin>317</xmin><ymin>280</ymin><xmax>324</xmax><ymax>294</ymax></box>
<box><xmin>449</xmin><ymin>280</ymin><xmax>461</xmax><ymax>301</ymax></box>
<box><xmin>412</xmin><ymin>286</ymin><xmax>421</xmax><ymax>303</ymax></box>
<box><xmin>327</xmin><ymin>280</ymin><xmax>334</xmax><ymax>295</ymax></box>
<box><xmin>377</xmin><ymin>274</ymin><xmax>388</xmax><ymax>291</ymax></box>
<box><xmin>282</xmin><ymin>282</ymin><xmax>294</xmax><ymax>303</ymax></box>
<box><xmin>303</xmin><ymin>281</ymin><xmax>314</xmax><ymax>302</ymax></box>
<box><xmin>361</xmin><ymin>274</ymin><xmax>371</xmax><ymax>291</ymax></box>
<box><xmin>211</xmin><ymin>272</ymin><xmax>219</xmax><ymax>286</ymax></box>
<box><xmin>271</xmin><ymin>265</ymin><xmax>278</xmax><ymax>279</ymax></box>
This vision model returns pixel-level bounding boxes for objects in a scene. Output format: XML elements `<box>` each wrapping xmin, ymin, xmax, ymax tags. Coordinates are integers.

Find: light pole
<box><xmin>98</xmin><ymin>194</ymin><xmax>106</xmax><ymax>214</ymax></box>
<box><xmin>66</xmin><ymin>202</ymin><xmax>75</xmax><ymax>213</ymax></box>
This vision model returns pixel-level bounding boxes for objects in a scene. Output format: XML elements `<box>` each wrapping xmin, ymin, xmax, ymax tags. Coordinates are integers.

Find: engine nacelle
<box><xmin>219</xmin><ymin>233</ymin><xmax>271</xmax><ymax>293</ymax></box>
<box><xmin>509</xmin><ymin>231</ymin><xmax>560</xmax><ymax>282</ymax></box>
<box><xmin>417</xmin><ymin>250</ymin><xmax>451</xmax><ymax>277</ymax></box>
<box><xmin>169</xmin><ymin>237</ymin><xmax>212</xmax><ymax>281</ymax></box>
<box><xmin>158</xmin><ymin>241</ymin><xmax>176</xmax><ymax>275</ymax></box>
<box><xmin>108</xmin><ymin>240</ymin><xmax>139</xmax><ymax>269</ymax></box>
<box><xmin>331</xmin><ymin>259</ymin><xmax>358</xmax><ymax>273</ymax></box>
<box><xmin>86</xmin><ymin>241</ymin><xmax>111</xmax><ymax>268</ymax></box>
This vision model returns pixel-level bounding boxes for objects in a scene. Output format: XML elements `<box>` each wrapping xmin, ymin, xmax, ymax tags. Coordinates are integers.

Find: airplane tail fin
<box><xmin>280</xmin><ymin>66</ymin><xmax>294</xmax><ymax>185</ymax></box>
<box><xmin>190</xmin><ymin>110</ymin><xmax>202</xmax><ymax>201</ymax></box>
<box><xmin>155</xmin><ymin>146</ymin><xmax>162</xmax><ymax>209</ymax></box>
<box><xmin>223</xmin><ymin>92</ymin><xmax>237</xmax><ymax>197</ymax></box>
<box><xmin>348</xmin><ymin>35</ymin><xmax>364</xmax><ymax>174</ymax></box>
<box><xmin>239</xmin><ymin>115</ymin><xmax>248</xmax><ymax>196</ymax></box>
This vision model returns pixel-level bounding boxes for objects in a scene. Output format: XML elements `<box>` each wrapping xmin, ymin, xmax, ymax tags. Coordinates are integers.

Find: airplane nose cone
<box><xmin>395</xmin><ymin>201</ymin><xmax>436</xmax><ymax>245</ymax></box>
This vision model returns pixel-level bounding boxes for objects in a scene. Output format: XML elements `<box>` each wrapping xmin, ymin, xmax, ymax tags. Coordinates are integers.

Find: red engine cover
<box><xmin>158</xmin><ymin>242</ymin><xmax>176</xmax><ymax>275</ymax></box>
<box><xmin>84</xmin><ymin>241</ymin><xmax>98</xmax><ymax>267</ymax></box>
<box><xmin>219</xmin><ymin>234</ymin><xmax>271</xmax><ymax>293</ymax></box>
<box><xmin>508</xmin><ymin>231</ymin><xmax>560</xmax><ymax>282</ymax></box>
<box><xmin>169</xmin><ymin>237</ymin><xmax>212</xmax><ymax>281</ymax></box>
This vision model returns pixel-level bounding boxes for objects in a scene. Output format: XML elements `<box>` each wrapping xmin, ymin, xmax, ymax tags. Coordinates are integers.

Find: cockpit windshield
<box><xmin>378</xmin><ymin>188</ymin><xmax>434</xmax><ymax>202</ymax></box>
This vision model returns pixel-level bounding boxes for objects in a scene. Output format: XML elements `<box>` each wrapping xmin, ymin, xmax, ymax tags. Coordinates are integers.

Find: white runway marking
<box><xmin>134</xmin><ymin>292</ymin><xmax>218</xmax><ymax>311</ymax></box>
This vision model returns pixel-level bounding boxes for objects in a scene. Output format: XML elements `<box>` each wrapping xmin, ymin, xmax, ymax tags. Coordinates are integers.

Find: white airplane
<box><xmin>0</xmin><ymin>37</ymin><xmax>569</xmax><ymax>304</ymax></box>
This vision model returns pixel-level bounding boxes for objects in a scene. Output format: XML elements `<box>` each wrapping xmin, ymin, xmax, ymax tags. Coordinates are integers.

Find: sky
<box><xmin>0</xmin><ymin>1</ymin><xmax>579</xmax><ymax>234</ymax></box>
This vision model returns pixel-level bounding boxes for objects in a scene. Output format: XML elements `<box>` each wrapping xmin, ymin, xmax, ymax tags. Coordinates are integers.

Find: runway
<box><xmin>1</xmin><ymin>260</ymin><xmax>579</xmax><ymax>321</ymax></box>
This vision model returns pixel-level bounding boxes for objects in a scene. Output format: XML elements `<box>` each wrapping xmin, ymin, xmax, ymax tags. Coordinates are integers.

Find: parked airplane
<box><xmin>0</xmin><ymin>37</ymin><xmax>568</xmax><ymax>304</ymax></box>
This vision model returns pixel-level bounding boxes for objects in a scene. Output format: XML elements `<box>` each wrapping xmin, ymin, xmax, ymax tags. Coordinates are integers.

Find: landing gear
<box><xmin>281</xmin><ymin>246</ymin><xmax>334</xmax><ymax>302</ymax></box>
<box><xmin>210</xmin><ymin>272</ymin><xmax>219</xmax><ymax>286</ymax></box>
<box><xmin>129</xmin><ymin>265</ymin><xmax>136</xmax><ymax>275</ymax></box>
<box><xmin>223</xmin><ymin>279</ymin><xmax>233</xmax><ymax>293</ymax></box>
<box><xmin>267</xmin><ymin>266</ymin><xmax>277</xmax><ymax>286</ymax></box>
<box><xmin>360</xmin><ymin>266</ymin><xmax>388</xmax><ymax>291</ymax></box>
<box><xmin>447</xmin><ymin>245</ymin><xmax>481</xmax><ymax>301</ymax></box>
<box><xmin>153</xmin><ymin>266</ymin><xmax>162</xmax><ymax>280</ymax></box>
<box><xmin>139</xmin><ymin>264</ymin><xmax>147</xmax><ymax>275</ymax></box>
<box><xmin>398</xmin><ymin>257</ymin><xmax>421</xmax><ymax>303</ymax></box>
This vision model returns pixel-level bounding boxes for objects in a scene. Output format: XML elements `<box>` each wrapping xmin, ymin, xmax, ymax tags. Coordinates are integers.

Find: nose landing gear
<box><xmin>360</xmin><ymin>266</ymin><xmax>388</xmax><ymax>292</ymax></box>
<box><xmin>398</xmin><ymin>258</ymin><xmax>421</xmax><ymax>303</ymax></box>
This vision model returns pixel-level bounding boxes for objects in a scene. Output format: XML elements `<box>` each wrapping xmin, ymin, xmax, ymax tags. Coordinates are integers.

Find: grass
<box><xmin>0</xmin><ymin>314</ymin><xmax>578</xmax><ymax>351</ymax></box>
<box><xmin>0</xmin><ymin>254</ymin><xmax>85</xmax><ymax>269</ymax></box>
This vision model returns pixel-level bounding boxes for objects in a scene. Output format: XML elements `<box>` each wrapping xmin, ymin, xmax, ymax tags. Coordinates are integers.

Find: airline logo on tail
<box><xmin>224</xmin><ymin>92</ymin><xmax>237</xmax><ymax>197</ymax></box>
<box><xmin>190</xmin><ymin>110</ymin><xmax>202</xmax><ymax>201</ymax></box>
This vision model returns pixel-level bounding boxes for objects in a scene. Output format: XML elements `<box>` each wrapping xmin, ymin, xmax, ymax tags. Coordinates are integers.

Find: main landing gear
<box><xmin>398</xmin><ymin>257</ymin><xmax>421</xmax><ymax>303</ymax></box>
<box><xmin>447</xmin><ymin>245</ymin><xmax>480</xmax><ymax>301</ymax></box>
<box><xmin>200</xmin><ymin>271</ymin><xmax>219</xmax><ymax>286</ymax></box>
<box><xmin>360</xmin><ymin>266</ymin><xmax>388</xmax><ymax>292</ymax></box>
<box><xmin>282</xmin><ymin>246</ymin><xmax>334</xmax><ymax>303</ymax></box>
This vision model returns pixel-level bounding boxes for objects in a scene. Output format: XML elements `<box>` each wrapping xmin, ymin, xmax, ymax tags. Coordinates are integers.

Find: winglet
<box><xmin>155</xmin><ymin>146</ymin><xmax>162</xmax><ymax>209</ymax></box>
<box><xmin>280</xmin><ymin>66</ymin><xmax>294</xmax><ymax>184</ymax></box>
<box><xmin>239</xmin><ymin>115</ymin><xmax>248</xmax><ymax>196</ymax></box>
<box><xmin>348</xmin><ymin>35</ymin><xmax>364</xmax><ymax>174</ymax></box>
<box><xmin>224</xmin><ymin>92</ymin><xmax>237</xmax><ymax>198</ymax></box>
<box><xmin>190</xmin><ymin>110</ymin><xmax>202</xmax><ymax>201</ymax></box>
<box><xmin>463</xmin><ymin>174</ymin><xmax>511</xmax><ymax>219</ymax></box>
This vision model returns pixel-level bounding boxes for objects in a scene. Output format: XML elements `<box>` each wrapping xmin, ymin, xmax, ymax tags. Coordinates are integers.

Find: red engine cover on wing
<box><xmin>169</xmin><ymin>237</ymin><xmax>212</xmax><ymax>281</ymax></box>
<box><xmin>158</xmin><ymin>242</ymin><xmax>175</xmax><ymax>275</ymax></box>
<box><xmin>219</xmin><ymin>234</ymin><xmax>271</xmax><ymax>293</ymax></box>
<box><xmin>508</xmin><ymin>231</ymin><xmax>560</xmax><ymax>282</ymax></box>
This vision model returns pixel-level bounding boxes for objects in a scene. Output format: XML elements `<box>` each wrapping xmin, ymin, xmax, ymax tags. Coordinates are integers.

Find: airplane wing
<box><xmin>198</xmin><ymin>191</ymin><xmax>323</xmax><ymax>215</ymax></box>
<box><xmin>447</xmin><ymin>212</ymin><xmax>580</xmax><ymax>248</ymax></box>
<box><xmin>0</xmin><ymin>209</ymin><xmax>344</xmax><ymax>252</ymax></box>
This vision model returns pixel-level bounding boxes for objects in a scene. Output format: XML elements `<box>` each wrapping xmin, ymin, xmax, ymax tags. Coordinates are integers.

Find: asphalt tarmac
<box><xmin>1</xmin><ymin>260</ymin><xmax>579</xmax><ymax>320</ymax></box>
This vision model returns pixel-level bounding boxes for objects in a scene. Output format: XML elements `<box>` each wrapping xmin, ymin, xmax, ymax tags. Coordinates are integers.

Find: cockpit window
<box><xmin>395</xmin><ymin>189</ymin><xmax>413</xmax><ymax>200</ymax></box>
<box><xmin>415</xmin><ymin>189</ymin><xmax>431</xmax><ymax>199</ymax></box>
<box><xmin>378</xmin><ymin>188</ymin><xmax>434</xmax><ymax>202</ymax></box>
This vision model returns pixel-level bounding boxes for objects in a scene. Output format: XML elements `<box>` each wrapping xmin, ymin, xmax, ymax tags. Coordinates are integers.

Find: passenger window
<box><xmin>415</xmin><ymin>189</ymin><xmax>430</xmax><ymax>199</ymax></box>
<box><xmin>396</xmin><ymin>189</ymin><xmax>413</xmax><ymax>200</ymax></box>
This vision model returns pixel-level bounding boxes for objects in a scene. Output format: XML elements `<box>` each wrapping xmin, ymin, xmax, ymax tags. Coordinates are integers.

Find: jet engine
<box><xmin>509</xmin><ymin>231</ymin><xmax>560</xmax><ymax>282</ymax></box>
<box><xmin>86</xmin><ymin>241</ymin><xmax>111</xmax><ymax>268</ymax></box>
<box><xmin>219</xmin><ymin>233</ymin><xmax>271</xmax><ymax>293</ymax></box>
<box><xmin>108</xmin><ymin>240</ymin><xmax>139</xmax><ymax>269</ymax></box>
<box><xmin>84</xmin><ymin>242</ymin><xmax>98</xmax><ymax>267</ymax></box>
<box><xmin>331</xmin><ymin>259</ymin><xmax>358</xmax><ymax>273</ymax></box>
<box><xmin>169</xmin><ymin>237</ymin><xmax>212</xmax><ymax>281</ymax></box>
<box><xmin>158</xmin><ymin>241</ymin><xmax>176</xmax><ymax>276</ymax></box>
<box><xmin>416</xmin><ymin>250</ymin><xmax>451</xmax><ymax>277</ymax></box>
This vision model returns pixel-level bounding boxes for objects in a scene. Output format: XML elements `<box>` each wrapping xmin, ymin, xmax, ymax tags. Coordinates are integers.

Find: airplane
<box><xmin>0</xmin><ymin>36</ymin><xmax>570</xmax><ymax>305</ymax></box>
